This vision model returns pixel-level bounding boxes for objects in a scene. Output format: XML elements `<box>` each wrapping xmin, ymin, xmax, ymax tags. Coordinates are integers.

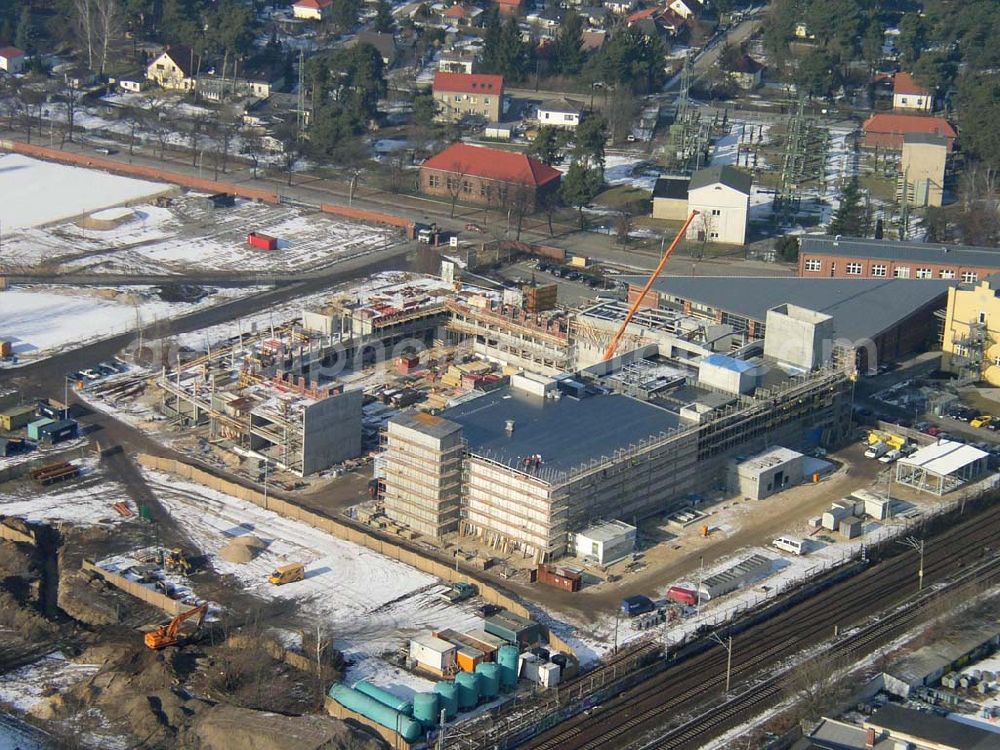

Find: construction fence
<box><xmin>320</xmin><ymin>202</ymin><xmax>413</xmax><ymax>231</ymax></box>
<box><xmin>82</xmin><ymin>558</ymin><xmax>187</xmax><ymax>616</ymax></box>
<box><xmin>135</xmin><ymin>454</ymin><xmax>576</xmax><ymax>659</ymax></box>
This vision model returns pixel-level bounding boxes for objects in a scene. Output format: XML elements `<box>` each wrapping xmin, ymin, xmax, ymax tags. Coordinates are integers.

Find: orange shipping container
<box><xmin>456</xmin><ymin>646</ymin><xmax>485</xmax><ymax>672</ymax></box>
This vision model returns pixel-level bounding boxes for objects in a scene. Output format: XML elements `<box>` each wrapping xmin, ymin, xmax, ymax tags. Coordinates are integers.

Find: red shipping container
<box><xmin>537</xmin><ymin>564</ymin><xmax>581</xmax><ymax>592</ymax></box>
<box><xmin>247</xmin><ymin>232</ymin><xmax>278</xmax><ymax>251</ymax></box>
<box><xmin>666</xmin><ymin>586</ymin><xmax>697</xmax><ymax>606</ymax></box>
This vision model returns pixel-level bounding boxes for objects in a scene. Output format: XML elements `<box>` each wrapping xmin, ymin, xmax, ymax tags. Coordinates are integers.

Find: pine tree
<box><xmin>554</xmin><ymin>10</ymin><xmax>583</xmax><ymax>75</ymax></box>
<box><xmin>561</xmin><ymin>161</ymin><xmax>602</xmax><ymax>227</ymax></box>
<box><xmin>373</xmin><ymin>0</ymin><xmax>394</xmax><ymax>32</ymax></box>
<box><xmin>14</xmin><ymin>6</ymin><xmax>33</xmax><ymax>54</ymax></box>
<box><xmin>828</xmin><ymin>177</ymin><xmax>865</xmax><ymax>237</ymax></box>
<box><xmin>529</xmin><ymin>126</ymin><xmax>562</xmax><ymax>166</ymax></box>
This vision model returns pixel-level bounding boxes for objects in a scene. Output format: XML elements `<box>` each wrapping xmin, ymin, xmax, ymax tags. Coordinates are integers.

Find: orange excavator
<box><xmin>144</xmin><ymin>603</ymin><xmax>209</xmax><ymax>650</ymax></box>
<box><xmin>603</xmin><ymin>210</ymin><xmax>700</xmax><ymax>361</ymax></box>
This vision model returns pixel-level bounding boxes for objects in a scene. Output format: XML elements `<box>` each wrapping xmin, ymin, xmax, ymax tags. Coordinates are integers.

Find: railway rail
<box><xmin>523</xmin><ymin>498</ymin><xmax>1000</xmax><ymax>750</ymax></box>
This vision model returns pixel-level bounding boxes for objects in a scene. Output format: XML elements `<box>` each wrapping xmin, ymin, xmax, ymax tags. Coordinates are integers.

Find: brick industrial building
<box><xmin>797</xmin><ymin>235</ymin><xmax>1000</xmax><ymax>283</ymax></box>
<box><xmin>419</xmin><ymin>143</ymin><xmax>561</xmax><ymax>211</ymax></box>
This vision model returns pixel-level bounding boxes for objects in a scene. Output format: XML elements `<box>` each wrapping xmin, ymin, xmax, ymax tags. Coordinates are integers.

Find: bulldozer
<box><xmin>163</xmin><ymin>548</ymin><xmax>192</xmax><ymax>576</ymax></box>
<box><xmin>144</xmin><ymin>603</ymin><xmax>209</xmax><ymax>650</ymax></box>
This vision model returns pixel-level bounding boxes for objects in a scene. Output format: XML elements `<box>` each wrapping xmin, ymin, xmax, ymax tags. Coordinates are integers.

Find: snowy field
<box><xmin>0</xmin><ymin>285</ymin><xmax>251</xmax><ymax>365</ymax></box>
<box><xmin>0</xmin><ymin>154</ymin><xmax>169</xmax><ymax>229</ymax></box>
<box><xmin>0</xmin><ymin>457</ymin><xmax>137</xmax><ymax>528</ymax></box>
<box><xmin>0</xmin><ymin>652</ymin><xmax>99</xmax><ymax>714</ymax></box>
<box><xmin>2</xmin><ymin>192</ymin><xmax>397</xmax><ymax>277</ymax></box>
<box><xmin>143</xmin><ymin>470</ymin><xmax>483</xmax><ymax>696</ymax></box>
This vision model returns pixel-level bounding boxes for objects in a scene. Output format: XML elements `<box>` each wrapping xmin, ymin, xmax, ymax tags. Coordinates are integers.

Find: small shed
<box><xmin>572</xmin><ymin>519</ymin><xmax>636</xmax><ymax>565</ymax></box>
<box><xmin>651</xmin><ymin>175</ymin><xmax>690</xmax><ymax>221</ymax></box>
<box><xmin>26</xmin><ymin>418</ymin><xmax>55</xmax><ymax>441</ymax></box>
<box><xmin>1</xmin><ymin>404</ymin><xmax>38</xmax><ymax>431</ymax></box>
<box><xmin>409</xmin><ymin>634</ymin><xmax>457</xmax><ymax>676</ymax></box>
<box><xmin>895</xmin><ymin>439</ymin><xmax>990</xmax><ymax>495</ymax></box>
<box><xmin>728</xmin><ymin>446</ymin><xmax>804</xmax><ymax>501</ymax></box>
<box><xmin>484</xmin><ymin>123</ymin><xmax>513</xmax><ymax>141</ymax></box>
<box><xmin>839</xmin><ymin>515</ymin><xmax>863</xmax><ymax>539</ymax></box>
<box><xmin>484</xmin><ymin>612</ymin><xmax>540</xmax><ymax>647</ymax></box>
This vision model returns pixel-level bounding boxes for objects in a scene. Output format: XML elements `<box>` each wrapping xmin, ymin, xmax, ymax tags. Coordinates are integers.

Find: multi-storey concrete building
<box><xmin>432</xmin><ymin>72</ymin><xmax>504</xmax><ymax>123</ymax></box>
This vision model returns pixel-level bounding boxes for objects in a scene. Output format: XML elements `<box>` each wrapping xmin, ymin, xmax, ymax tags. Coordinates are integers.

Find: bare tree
<box><xmin>123</xmin><ymin>105</ymin><xmax>143</xmax><ymax>158</ymax></box>
<box><xmin>616</xmin><ymin>208</ymin><xmax>633</xmax><ymax>245</ymax></box>
<box><xmin>444</xmin><ymin>166</ymin><xmax>469</xmax><ymax>218</ymax></box>
<box><xmin>61</xmin><ymin>80</ymin><xmax>82</xmax><ymax>145</ymax></box>
<box><xmin>242</xmin><ymin>130</ymin><xmax>265</xmax><ymax>179</ymax></box>
<box><xmin>217</xmin><ymin>111</ymin><xmax>242</xmax><ymax>175</ymax></box>
<box><xmin>503</xmin><ymin>181</ymin><xmax>534</xmax><ymax>241</ymax></box>
<box><xmin>145</xmin><ymin>99</ymin><xmax>174</xmax><ymax>161</ymax></box>
<box><xmin>73</xmin><ymin>0</ymin><xmax>95</xmax><ymax>71</ymax></box>
<box><xmin>95</xmin><ymin>0</ymin><xmax>122</xmax><ymax>76</ymax></box>
<box><xmin>784</xmin><ymin>654</ymin><xmax>853</xmax><ymax>727</ymax></box>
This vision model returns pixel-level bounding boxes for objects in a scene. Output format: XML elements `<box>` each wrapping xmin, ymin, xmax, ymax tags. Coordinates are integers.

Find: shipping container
<box><xmin>247</xmin><ymin>232</ymin><xmax>278</xmax><ymax>251</ymax></box>
<box><xmin>40</xmin><ymin>419</ymin><xmax>78</xmax><ymax>444</ymax></box>
<box><xmin>456</xmin><ymin>646</ymin><xmax>485</xmax><ymax>673</ymax></box>
<box><xmin>26</xmin><ymin>418</ymin><xmax>55</xmax><ymax>441</ymax></box>
<box><xmin>536</xmin><ymin>563</ymin><xmax>582</xmax><ymax>592</ymax></box>
<box><xmin>621</xmin><ymin>595</ymin><xmax>654</xmax><ymax>617</ymax></box>
<box><xmin>1</xmin><ymin>404</ymin><xmax>38</xmax><ymax>431</ymax></box>
<box><xmin>36</xmin><ymin>401</ymin><xmax>68</xmax><ymax>420</ymax></box>
<box><xmin>409</xmin><ymin>634</ymin><xmax>457</xmax><ymax>675</ymax></box>
<box><xmin>665</xmin><ymin>586</ymin><xmax>697</xmax><ymax>607</ymax></box>
<box><xmin>0</xmin><ymin>340</ymin><xmax>11</xmax><ymax>358</ymax></box>
<box><xmin>484</xmin><ymin>612</ymin><xmax>540</xmax><ymax>648</ymax></box>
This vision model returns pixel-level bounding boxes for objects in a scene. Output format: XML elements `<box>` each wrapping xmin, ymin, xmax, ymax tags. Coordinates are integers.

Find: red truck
<box><xmin>247</xmin><ymin>232</ymin><xmax>278</xmax><ymax>251</ymax></box>
<box><xmin>666</xmin><ymin>586</ymin><xmax>698</xmax><ymax>607</ymax></box>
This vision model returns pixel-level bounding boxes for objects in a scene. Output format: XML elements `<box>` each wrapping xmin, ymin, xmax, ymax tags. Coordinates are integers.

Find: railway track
<box><xmin>524</xmin><ymin>499</ymin><xmax>1000</xmax><ymax>750</ymax></box>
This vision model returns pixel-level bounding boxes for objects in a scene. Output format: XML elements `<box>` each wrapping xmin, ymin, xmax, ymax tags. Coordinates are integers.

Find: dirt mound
<box><xmin>220</xmin><ymin>535</ymin><xmax>267</xmax><ymax>564</ymax></box>
<box><xmin>58</xmin><ymin>571</ymin><xmax>120</xmax><ymax>626</ymax></box>
<box><xmin>189</xmin><ymin>705</ymin><xmax>385</xmax><ymax>750</ymax></box>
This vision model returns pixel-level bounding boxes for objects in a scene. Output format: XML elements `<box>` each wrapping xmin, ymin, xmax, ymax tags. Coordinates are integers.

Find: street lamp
<box><xmin>897</xmin><ymin>535</ymin><xmax>924</xmax><ymax>591</ymax></box>
<box><xmin>709</xmin><ymin>632</ymin><xmax>733</xmax><ymax>694</ymax></box>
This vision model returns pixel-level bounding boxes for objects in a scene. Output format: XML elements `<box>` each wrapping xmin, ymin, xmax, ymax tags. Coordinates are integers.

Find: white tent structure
<box><xmin>895</xmin><ymin>440</ymin><xmax>990</xmax><ymax>495</ymax></box>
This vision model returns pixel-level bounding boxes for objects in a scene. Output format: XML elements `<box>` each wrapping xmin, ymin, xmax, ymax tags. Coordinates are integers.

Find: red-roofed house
<box><xmin>293</xmin><ymin>0</ymin><xmax>333</xmax><ymax>20</ymax></box>
<box><xmin>496</xmin><ymin>0</ymin><xmax>523</xmax><ymax>16</ymax></box>
<box><xmin>420</xmin><ymin>143</ymin><xmax>561</xmax><ymax>210</ymax></box>
<box><xmin>626</xmin><ymin>6</ymin><xmax>685</xmax><ymax>39</ymax></box>
<box><xmin>0</xmin><ymin>46</ymin><xmax>25</xmax><ymax>74</ymax></box>
<box><xmin>432</xmin><ymin>72</ymin><xmax>504</xmax><ymax>122</ymax></box>
<box><xmin>862</xmin><ymin>113</ymin><xmax>956</xmax><ymax>152</ymax></box>
<box><xmin>441</xmin><ymin>3</ymin><xmax>483</xmax><ymax>26</ymax></box>
<box><xmin>892</xmin><ymin>72</ymin><xmax>932</xmax><ymax>113</ymax></box>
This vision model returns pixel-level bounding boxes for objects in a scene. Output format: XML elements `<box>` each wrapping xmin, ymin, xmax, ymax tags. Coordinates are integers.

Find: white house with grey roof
<box><xmin>686</xmin><ymin>164</ymin><xmax>752</xmax><ymax>245</ymax></box>
<box><xmin>536</xmin><ymin>98</ymin><xmax>586</xmax><ymax>130</ymax></box>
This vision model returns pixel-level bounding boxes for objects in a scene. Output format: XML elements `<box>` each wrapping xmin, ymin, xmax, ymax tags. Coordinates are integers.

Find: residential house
<box><xmin>146</xmin><ymin>46</ymin><xmax>197</xmax><ymax>91</ymax></box>
<box><xmin>496</xmin><ymin>0</ymin><xmax>523</xmax><ymax>16</ymax></box>
<box><xmin>604</xmin><ymin>0</ymin><xmax>637</xmax><ymax>13</ymax></box>
<box><xmin>419</xmin><ymin>142</ymin><xmax>560</xmax><ymax>210</ymax></box>
<box><xmin>292</xmin><ymin>0</ymin><xmax>333</xmax><ymax>20</ymax></box>
<box><xmin>526</xmin><ymin>8</ymin><xmax>563</xmax><ymax>32</ymax></box>
<box><xmin>794</xmin><ymin>21</ymin><xmax>814</xmax><ymax>39</ymax></box>
<box><xmin>357</xmin><ymin>31</ymin><xmax>399</xmax><ymax>66</ymax></box>
<box><xmin>432</xmin><ymin>71</ymin><xmax>504</xmax><ymax>122</ymax></box>
<box><xmin>626</xmin><ymin>5</ymin><xmax>685</xmax><ymax>40</ymax></box>
<box><xmin>668</xmin><ymin>0</ymin><xmax>700</xmax><ymax>19</ymax></box>
<box><xmin>438</xmin><ymin>48</ymin><xmax>479</xmax><ymax>74</ymax></box>
<box><xmin>536</xmin><ymin>98</ymin><xmax>585</xmax><ymax>130</ymax></box>
<box><xmin>862</xmin><ymin>113</ymin><xmax>956</xmax><ymax>152</ymax></box>
<box><xmin>892</xmin><ymin>72</ymin><xmax>932</xmax><ymax>112</ymax></box>
<box><xmin>728</xmin><ymin>54</ymin><xmax>762</xmax><ymax>89</ymax></box>
<box><xmin>581</xmin><ymin>29</ymin><xmax>608</xmax><ymax>52</ymax></box>
<box><xmin>441</xmin><ymin>3</ymin><xmax>483</xmax><ymax>26</ymax></box>
<box><xmin>579</xmin><ymin>6</ymin><xmax>611</xmax><ymax>27</ymax></box>
<box><xmin>113</xmin><ymin>72</ymin><xmax>148</xmax><ymax>92</ymax></box>
<box><xmin>685</xmin><ymin>164</ymin><xmax>751</xmax><ymax>245</ymax></box>
<box><xmin>900</xmin><ymin>133</ymin><xmax>947</xmax><ymax>208</ymax></box>
<box><xmin>197</xmin><ymin>76</ymin><xmax>274</xmax><ymax>102</ymax></box>
<box><xmin>0</xmin><ymin>46</ymin><xmax>25</xmax><ymax>74</ymax></box>
<box><xmin>651</xmin><ymin>175</ymin><xmax>690</xmax><ymax>220</ymax></box>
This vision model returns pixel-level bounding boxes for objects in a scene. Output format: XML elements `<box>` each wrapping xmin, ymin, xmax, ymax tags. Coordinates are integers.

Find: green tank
<box><xmin>327</xmin><ymin>683</ymin><xmax>422</xmax><ymax>742</ymax></box>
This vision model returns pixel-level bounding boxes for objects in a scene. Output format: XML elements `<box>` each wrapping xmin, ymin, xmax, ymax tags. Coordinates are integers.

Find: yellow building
<box><xmin>146</xmin><ymin>47</ymin><xmax>196</xmax><ymax>91</ymax></box>
<box><xmin>899</xmin><ymin>133</ymin><xmax>947</xmax><ymax>208</ymax></box>
<box><xmin>942</xmin><ymin>276</ymin><xmax>1000</xmax><ymax>383</ymax></box>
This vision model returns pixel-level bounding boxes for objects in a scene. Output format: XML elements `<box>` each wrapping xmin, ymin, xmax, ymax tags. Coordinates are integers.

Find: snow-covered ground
<box><xmin>710</xmin><ymin>120</ymin><xmax>770</xmax><ymax>168</ymax></box>
<box><xmin>0</xmin><ymin>154</ymin><xmax>169</xmax><ymax>229</ymax></box>
<box><xmin>2</xmin><ymin>193</ymin><xmax>397</xmax><ymax>277</ymax></box>
<box><xmin>949</xmin><ymin>652</ymin><xmax>1000</xmax><ymax>734</ymax></box>
<box><xmin>142</xmin><ymin>469</ymin><xmax>484</xmax><ymax>692</ymax></box>
<box><xmin>0</xmin><ymin>652</ymin><xmax>99</xmax><ymax>713</ymax></box>
<box><xmin>0</xmin><ymin>285</ymin><xmax>251</xmax><ymax>365</ymax></box>
<box><xmin>0</xmin><ymin>457</ymin><xmax>138</xmax><ymax>528</ymax></box>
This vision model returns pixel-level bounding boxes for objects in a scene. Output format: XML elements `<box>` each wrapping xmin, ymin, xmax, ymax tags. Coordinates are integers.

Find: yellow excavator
<box><xmin>144</xmin><ymin>603</ymin><xmax>208</xmax><ymax>650</ymax></box>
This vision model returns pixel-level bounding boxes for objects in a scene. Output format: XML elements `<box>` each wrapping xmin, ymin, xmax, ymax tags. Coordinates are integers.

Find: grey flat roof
<box><xmin>389</xmin><ymin>410</ymin><xmax>463</xmax><ymax>439</ymax></box>
<box><xmin>866</xmin><ymin>704</ymin><xmax>1000</xmax><ymax>750</ymax></box>
<box><xmin>800</xmin><ymin>234</ymin><xmax>1000</xmax><ymax>268</ymax></box>
<box><xmin>442</xmin><ymin>388</ymin><xmax>679</xmax><ymax>480</ymax></box>
<box><xmin>631</xmin><ymin>276</ymin><xmax>952</xmax><ymax>343</ymax></box>
<box><xmin>904</xmin><ymin>132</ymin><xmax>949</xmax><ymax>147</ymax></box>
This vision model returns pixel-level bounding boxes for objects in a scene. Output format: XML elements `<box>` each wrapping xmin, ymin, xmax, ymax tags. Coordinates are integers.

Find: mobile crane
<box><xmin>602</xmin><ymin>210</ymin><xmax>700</xmax><ymax>361</ymax></box>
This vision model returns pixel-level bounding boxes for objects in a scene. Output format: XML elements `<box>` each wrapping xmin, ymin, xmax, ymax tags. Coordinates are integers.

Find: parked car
<box><xmin>464</xmin><ymin>223</ymin><xmax>484</xmax><ymax>233</ymax></box>
<box><xmin>879</xmin><ymin>449</ymin><xmax>903</xmax><ymax>464</ymax></box>
<box><xmin>865</xmin><ymin>442</ymin><xmax>889</xmax><ymax>459</ymax></box>
<box><xmin>971</xmin><ymin>415</ymin><xmax>993</xmax><ymax>429</ymax></box>
<box><xmin>81</xmin><ymin>369</ymin><xmax>102</xmax><ymax>381</ymax></box>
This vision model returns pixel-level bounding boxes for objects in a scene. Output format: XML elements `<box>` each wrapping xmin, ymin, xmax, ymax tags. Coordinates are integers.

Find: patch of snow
<box><xmin>0</xmin><ymin>652</ymin><xmax>98</xmax><ymax>712</ymax></box>
<box><xmin>0</xmin><ymin>154</ymin><xmax>169</xmax><ymax>229</ymax></box>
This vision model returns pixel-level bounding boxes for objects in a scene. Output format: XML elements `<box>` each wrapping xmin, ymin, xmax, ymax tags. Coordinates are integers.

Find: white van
<box><xmin>772</xmin><ymin>537</ymin><xmax>806</xmax><ymax>556</ymax></box>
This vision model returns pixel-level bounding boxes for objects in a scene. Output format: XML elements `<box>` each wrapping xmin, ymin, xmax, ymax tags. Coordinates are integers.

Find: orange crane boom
<box><xmin>602</xmin><ymin>210</ymin><xmax>700</xmax><ymax>361</ymax></box>
<box><xmin>144</xmin><ymin>603</ymin><xmax>208</xmax><ymax>650</ymax></box>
